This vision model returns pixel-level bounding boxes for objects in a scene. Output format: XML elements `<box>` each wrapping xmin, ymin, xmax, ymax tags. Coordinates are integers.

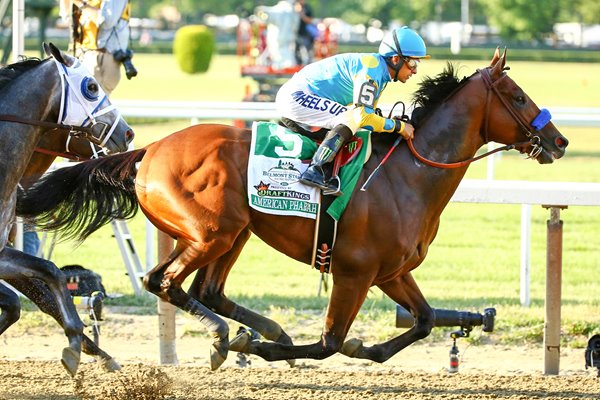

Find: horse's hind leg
<box><xmin>233</xmin><ymin>274</ymin><xmax>372</xmax><ymax>362</ymax></box>
<box><xmin>5</xmin><ymin>277</ymin><xmax>120</xmax><ymax>371</ymax></box>
<box><xmin>0</xmin><ymin>282</ymin><xmax>21</xmax><ymax>335</ymax></box>
<box><xmin>187</xmin><ymin>229</ymin><xmax>294</xmax><ymax>350</ymax></box>
<box><xmin>144</xmin><ymin>241</ymin><xmax>231</xmax><ymax>370</ymax></box>
<box><xmin>0</xmin><ymin>247</ymin><xmax>83</xmax><ymax>376</ymax></box>
<box><xmin>340</xmin><ymin>272</ymin><xmax>434</xmax><ymax>362</ymax></box>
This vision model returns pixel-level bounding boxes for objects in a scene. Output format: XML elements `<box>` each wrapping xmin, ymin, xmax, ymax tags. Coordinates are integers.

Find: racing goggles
<box><xmin>403</xmin><ymin>57</ymin><xmax>420</xmax><ymax>72</ymax></box>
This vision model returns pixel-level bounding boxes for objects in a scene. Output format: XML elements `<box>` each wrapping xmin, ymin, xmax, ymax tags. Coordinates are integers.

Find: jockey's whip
<box><xmin>360</xmin><ymin>135</ymin><xmax>402</xmax><ymax>191</ymax></box>
<box><xmin>361</xmin><ymin>101</ymin><xmax>408</xmax><ymax>192</ymax></box>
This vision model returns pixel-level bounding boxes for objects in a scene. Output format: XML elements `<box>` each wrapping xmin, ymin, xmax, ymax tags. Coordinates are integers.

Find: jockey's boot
<box><xmin>300</xmin><ymin>124</ymin><xmax>353</xmax><ymax>195</ymax></box>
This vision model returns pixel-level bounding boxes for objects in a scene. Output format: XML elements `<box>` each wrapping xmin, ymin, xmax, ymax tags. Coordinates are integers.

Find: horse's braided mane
<box><xmin>410</xmin><ymin>62</ymin><xmax>469</xmax><ymax>125</ymax></box>
<box><xmin>0</xmin><ymin>57</ymin><xmax>44</xmax><ymax>92</ymax></box>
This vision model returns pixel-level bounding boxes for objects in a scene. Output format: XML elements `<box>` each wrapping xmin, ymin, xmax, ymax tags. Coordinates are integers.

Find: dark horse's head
<box><xmin>411</xmin><ymin>48</ymin><xmax>568</xmax><ymax>164</ymax></box>
<box><xmin>43</xmin><ymin>43</ymin><xmax>134</xmax><ymax>153</ymax></box>
<box><xmin>0</xmin><ymin>43</ymin><xmax>134</xmax><ymax>154</ymax></box>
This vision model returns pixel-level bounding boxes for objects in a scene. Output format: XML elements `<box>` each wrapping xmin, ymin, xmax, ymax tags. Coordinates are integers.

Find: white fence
<box><xmin>113</xmin><ymin>100</ymin><xmax>600</xmax><ymax>127</ymax></box>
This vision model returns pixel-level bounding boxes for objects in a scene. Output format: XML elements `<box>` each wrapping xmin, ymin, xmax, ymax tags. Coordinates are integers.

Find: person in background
<box><xmin>8</xmin><ymin>219</ymin><xmax>42</xmax><ymax>257</ymax></box>
<box><xmin>22</xmin><ymin>223</ymin><xmax>41</xmax><ymax>257</ymax></box>
<box><xmin>276</xmin><ymin>26</ymin><xmax>430</xmax><ymax>194</ymax></box>
<box><xmin>60</xmin><ymin>0</ymin><xmax>137</xmax><ymax>95</ymax></box>
<box><xmin>294</xmin><ymin>0</ymin><xmax>315</xmax><ymax>65</ymax></box>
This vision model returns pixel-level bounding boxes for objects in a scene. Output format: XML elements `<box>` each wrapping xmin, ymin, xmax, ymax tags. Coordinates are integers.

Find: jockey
<box><xmin>275</xmin><ymin>26</ymin><xmax>430</xmax><ymax>194</ymax></box>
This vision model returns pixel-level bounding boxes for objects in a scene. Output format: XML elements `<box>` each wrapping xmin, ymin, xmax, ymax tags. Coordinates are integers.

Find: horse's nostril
<box><xmin>555</xmin><ymin>136</ymin><xmax>568</xmax><ymax>149</ymax></box>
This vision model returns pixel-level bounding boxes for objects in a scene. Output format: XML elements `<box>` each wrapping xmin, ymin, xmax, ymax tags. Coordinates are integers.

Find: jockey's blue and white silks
<box><xmin>275</xmin><ymin>53</ymin><xmax>398</xmax><ymax>134</ymax></box>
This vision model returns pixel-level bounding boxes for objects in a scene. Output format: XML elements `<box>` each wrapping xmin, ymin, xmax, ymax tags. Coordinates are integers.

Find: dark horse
<box><xmin>0</xmin><ymin>133</ymin><xmax>121</xmax><ymax>371</ymax></box>
<box><xmin>18</xmin><ymin>49</ymin><xmax>568</xmax><ymax>370</ymax></box>
<box><xmin>0</xmin><ymin>43</ymin><xmax>133</xmax><ymax>376</ymax></box>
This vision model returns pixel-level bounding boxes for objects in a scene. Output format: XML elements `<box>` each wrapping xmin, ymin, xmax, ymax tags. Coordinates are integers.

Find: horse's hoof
<box><xmin>286</xmin><ymin>359</ymin><xmax>296</xmax><ymax>367</ymax></box>
<box><xmin>340</xmin><ymin>338</ymin><xmax>363</xmax><ymax>357</ymax></box>
<box><xmin>100</xmin><ymin>357</ymin><xmax>121</xmax><ymax>372</ymax></box>
<box><xmin>229</xmin><ymin>331</ymin><xmax>250</xmax><ymax>353</ymax></box>
<box><xmin>210</xmin><ymin>344</ymin><xmax>228</xmax><ymax>371</ymax></box>
<box><xmin>61</xmin><ymin>347</ymin><xmax>81</xmax><ymax>377</ymax></box>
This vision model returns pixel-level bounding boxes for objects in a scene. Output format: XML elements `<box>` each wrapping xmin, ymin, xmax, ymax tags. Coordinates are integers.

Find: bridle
<box><xmin>0</xmin><ymin>57</ymin><xmax>121</xmax><ymax>149</ymax></box>
<box><xmin>32</xmin><ymin>137</ymin><xmax>106</xmax><ymax>161</ymax></box>
<box><xmin>406</xmin><ymin>67</ymin><xmax>550</xmax><ymax>169</ymax></box>
<box><xmin>478</xmin><ymin>67</ymin><xmax>544</xmax><ymax>158</ymax></box>
<box><xmin>0</xmin><ymin>114</ymin><xmax>108</xmax><ymax>147</ymax></box>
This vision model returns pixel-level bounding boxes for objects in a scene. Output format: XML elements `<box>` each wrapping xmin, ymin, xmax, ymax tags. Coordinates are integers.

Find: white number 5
<box><xmin>358</xmin><ymin>81</ymin><xmax>376</xmax><ymax>108</ymax></box>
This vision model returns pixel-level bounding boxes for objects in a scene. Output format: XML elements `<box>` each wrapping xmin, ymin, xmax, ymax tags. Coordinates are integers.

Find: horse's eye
<box><xmin>88</xmin><ymin>81</ymin><xmax>98</xmax><ymax>93</ymax></box>
<box><xmin>80</xmin><ymin>76</ymin><xmax>99</xmax><ymax>101</ymax></box>
<box><xmin>515</xmin><ymin>95</ymin><xmax>526</xmax><ymax>105</ymax></box>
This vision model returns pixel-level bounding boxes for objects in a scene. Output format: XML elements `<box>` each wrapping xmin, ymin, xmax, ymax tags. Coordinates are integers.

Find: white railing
<box><xmin>113</xmin><ymin>100</ymin><xmax>600</xmax><ymax>127</ymax></box>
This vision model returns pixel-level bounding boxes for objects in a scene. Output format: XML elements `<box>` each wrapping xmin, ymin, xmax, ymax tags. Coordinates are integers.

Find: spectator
<box><xmin>294</xmin><ymin>0</ymin><xmax>315</xmax><ymax>65</ymax></box>
<box><xmin>60</xmin><ymin>0</ymin><xmax>137</xmax><ymax>95</ymax></box>
<box><xmin>8</xmin><ymin>221</ymin><xmax>42</xmax><ymax>257</ymax></box>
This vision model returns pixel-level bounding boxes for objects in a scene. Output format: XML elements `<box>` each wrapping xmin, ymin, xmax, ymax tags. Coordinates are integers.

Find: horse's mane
<box><xmin>410</xmin><ymin>63</ymin><xmax>469</xmax><ymax>126</ymax></box>
<box><xmin>0</xmin><ymin>57</ymin><xmax>44</xmax><ymax>92</ymax></box>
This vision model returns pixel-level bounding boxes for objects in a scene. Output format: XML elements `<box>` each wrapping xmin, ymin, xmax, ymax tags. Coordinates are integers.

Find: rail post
<box><xmin>543</xmin><ymin>205</ymin><xmax>566</xmax><ymax>375</ymax></box>
<box><xmin>157</xmin><ymin>230</ymin><xmax>178</xmax><ymax>364</ymax></box>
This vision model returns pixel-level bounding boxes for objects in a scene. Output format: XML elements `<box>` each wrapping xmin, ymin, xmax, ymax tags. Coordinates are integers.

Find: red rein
<box><xmin>406</xmin><ymin>138</ymin><xmax>519</xmax><ymax>169</ymax></box>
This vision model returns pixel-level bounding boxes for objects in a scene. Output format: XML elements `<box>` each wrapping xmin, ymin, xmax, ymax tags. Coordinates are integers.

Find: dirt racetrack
<box><xmin>1</xmin><ymin>311</ymin><xmax>599</xmax><ymax>400</ymax></box>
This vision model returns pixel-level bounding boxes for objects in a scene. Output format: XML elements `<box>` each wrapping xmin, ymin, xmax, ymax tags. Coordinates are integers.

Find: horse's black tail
<box><xmin>17</xmin><ymin>149</ymin><xmax>147</xmax><ymax>243</ymax></box>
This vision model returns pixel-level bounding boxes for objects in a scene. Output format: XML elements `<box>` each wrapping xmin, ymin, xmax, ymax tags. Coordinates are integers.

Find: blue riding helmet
<box><xmin>379</xmin><ymin>26</ymin><xmax>430</xmax><ymax>81</ymax></box>
<box><xmin>379</xmin><ymin>26</ymin><xmax>430</xmax><ymax>59</ymax></box>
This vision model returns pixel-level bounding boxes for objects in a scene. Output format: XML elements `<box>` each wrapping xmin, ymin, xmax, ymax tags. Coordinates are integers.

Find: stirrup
<box><xmin>322</xmin><ymin>175</ymin><xmax>342</xmax><ymax>197</ymax></box>
<box><xmin>299</xmin><ymin>174</ymin><xmax>342</xmax><ymax>197</ymax></box>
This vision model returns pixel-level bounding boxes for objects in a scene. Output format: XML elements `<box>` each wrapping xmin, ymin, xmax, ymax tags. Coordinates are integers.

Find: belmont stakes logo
<box><xmin>264</xmin><ymin>160</ymin><xmax>301</xmax><ymax>187</ymax></box>
<box><xmin>254</xmin><ymin>161</ymin><xmax>310</xmax><ymax>200</ymax></box>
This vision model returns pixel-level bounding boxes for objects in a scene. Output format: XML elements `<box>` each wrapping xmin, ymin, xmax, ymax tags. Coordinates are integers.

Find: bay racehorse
<box><xmin>17</xmin><ymin>49</ymin><xmax>568</xmax><ymax>370</ymax></box>
<box><xmin>0</xmin><ymin>43</ymin><xmax>133</xmax><ymax>375</ymax></box>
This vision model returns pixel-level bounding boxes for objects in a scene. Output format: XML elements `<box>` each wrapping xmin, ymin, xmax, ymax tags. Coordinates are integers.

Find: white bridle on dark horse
<box><xmin>0</xmin><ymin>57</ymin><xmax>125</xmax><ymax>154</ymax></box>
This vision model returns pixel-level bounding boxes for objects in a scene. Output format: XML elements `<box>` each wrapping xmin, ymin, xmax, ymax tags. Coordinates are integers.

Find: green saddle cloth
<box><xmin>250</xmin><ymin>121</ymin><xmax>370</xmax><ymax>221</ymax></box>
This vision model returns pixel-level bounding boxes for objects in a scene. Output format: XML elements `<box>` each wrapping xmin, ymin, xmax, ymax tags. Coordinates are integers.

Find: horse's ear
<box><xmin>490</xmin><ymin>47</ymin><xmax>501</xmax><ymax>67</ymax></box>
<box><xmin>44</xmin><ymin>42</ymin><xmax>74</xmax><ymax>67</ymax></box>
<box><xmin>42</xmin><ymin>42</ymin><xmax>51</xmax><ymax>57</ymax></box>
<box><xmin>490</xmin><ymin>47</ymin><xmax>507</xmax><ymax>79</ymax></box>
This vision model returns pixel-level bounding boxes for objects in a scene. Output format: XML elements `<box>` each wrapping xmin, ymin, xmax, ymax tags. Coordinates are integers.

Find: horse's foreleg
<box><xmin>340</xmin><ymin>272</ymin><xmax>434</xmax><ymax>362</ymax></box>
<box><xmin>0</xmin><ymin>282</ymin><xmax>21</xmax><ymax>335</ymax></box>
<box><xmin>0</xmin><ymin>247</ymin><xmax>83</xmax><ymax>376</ymax></box>
<box><xmin>5</xmin><ymin>277</ymin><xmax>120</xmax><ymax>371</ymax></box>
<box><xmin>143</xmin><ymin>242</ymin><xmax>230</xmax><ymax>371</ymax></box>
<box><xmin>234</xmin><ymin>274</ymin><xmax>371</xmax><ymax>362</ymax></box>
<box><xmin>188</xmin><ymin>229</ymin><xmax>293</xmax><ymax>348</ymax></box>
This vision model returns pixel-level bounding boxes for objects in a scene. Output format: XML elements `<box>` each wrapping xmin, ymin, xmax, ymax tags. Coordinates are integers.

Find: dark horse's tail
<box><xmin>17</xmin><ymin>149</ymin><xmax>147</xmax><ymax>243</ymax></box>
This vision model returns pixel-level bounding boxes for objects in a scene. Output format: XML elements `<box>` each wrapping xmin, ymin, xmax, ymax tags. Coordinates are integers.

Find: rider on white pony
<box><xmin>275</xmin><ymin>26</ymin><xmax>430</xmax><ymax>194</ymax></box>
